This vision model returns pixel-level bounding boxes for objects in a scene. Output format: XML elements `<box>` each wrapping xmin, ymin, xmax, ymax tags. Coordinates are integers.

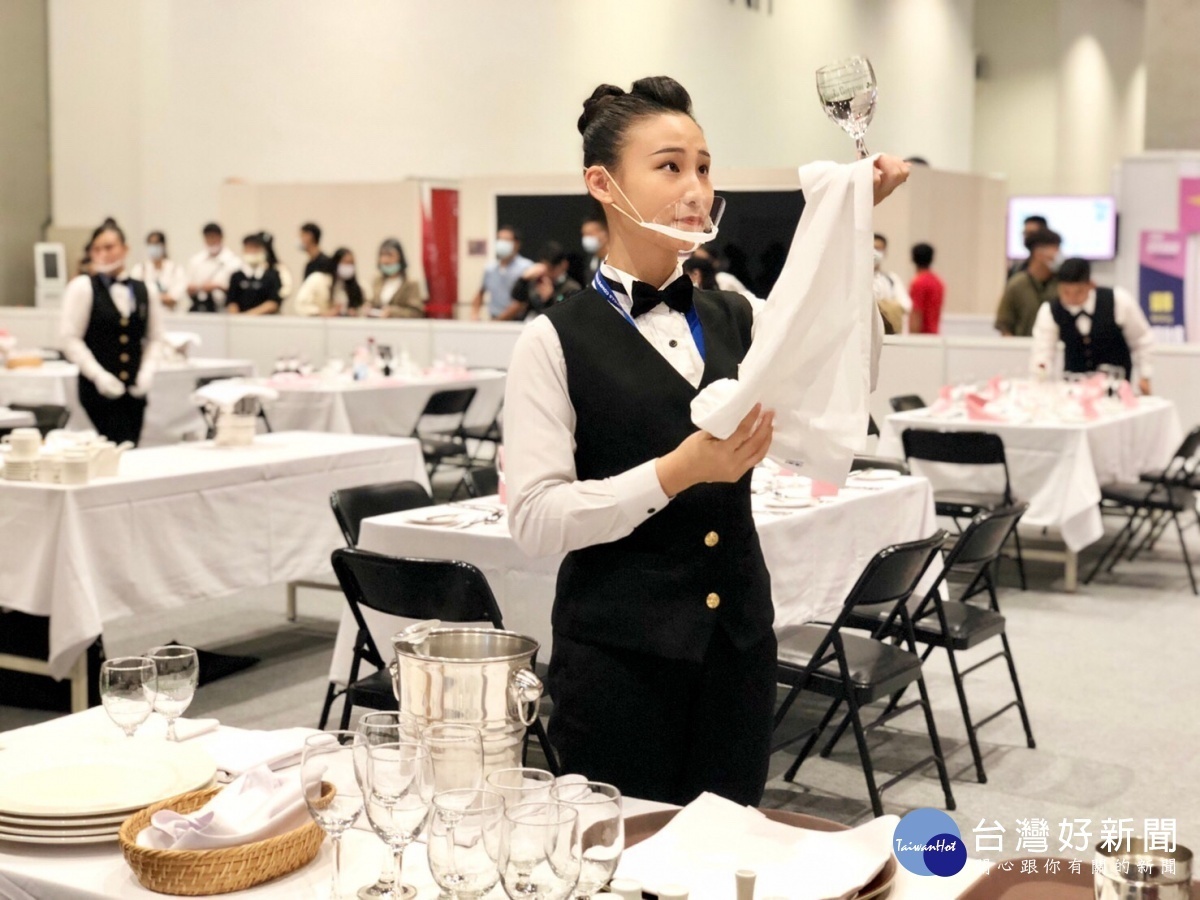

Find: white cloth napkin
<box><xmin>190</xmin><ymin>379</ymin><xmax>279</xmax><ymax>411</ymax></box>
<box><xmin>193</xmin><ymin>726</ymin><xmax>321</xmax><ymax>779</ymax></box>
<box><xmin>163</xmin><ymin>331</ymin><xmax>202</xmax><ymax>352</ymax></box>
<box><xmin>691</xmin><ymin>158</ymin><xmax>878</xmax><ymax>485</ymax></box>
<box><xmin>617</xmin><ymin>793</ymin><xmax>896</xmax><ymax>900</ymax></box>
<box><xmin>137</xmin><ymin>764</ymin><xmax>317</xmax><ymax>850</ymax></box>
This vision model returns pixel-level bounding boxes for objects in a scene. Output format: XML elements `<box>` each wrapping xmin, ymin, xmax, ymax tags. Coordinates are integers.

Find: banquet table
<box><xmin>264</xmin><ymin>367</ymin><xmax>506</xmax><ymax>437</ymax></box>
<box><xmin>0</xmin><ymin>432</ymin><xmax>427</xmax><ymax>706</ymax></box>
<box><xmin>0</xmin><ymin>358</ymin><xmax>256</xmax><ymax>446</ymax></box>
<box><xmin>879</xmin><ymin>397</ymin><xmax>1183</xmax><ymax>590</ymax></box>
<box><xmin>0</xmin><ymin>408</ymin><xmax>35</xmax><ymax>431</ymax></box>
<box><xmin>331</xmin><ymin>474</ymin><xmax>943</xmax><ymax>685</ymax></box>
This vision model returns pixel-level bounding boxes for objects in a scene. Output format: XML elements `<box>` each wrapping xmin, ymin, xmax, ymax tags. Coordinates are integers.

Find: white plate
<box><xmin>0</xmin><ymin>829</ymin><xmax>118</xmax><ymax>845</ymax></box>
<box><xmin>0</xmin><ymin>741</ymin><xmax>216</xmax><ymax>816</ymax></box>
<box><xmin>851</xmin><ymin>468</ymin><xmax>902</xmax><ymax>482</ymax></box>
<box><xmin>764</xmin><ymin>496</ymin><xmax>817</xmax><ymax>509</ymax></box>
<box><xmin>0</xmin><ymin>809</ymin><xmax>131</xmax><ymax>828</ymax></box>
<box><xmin>0</xmin><ymin>821</ymin><xmax>120</xmax><ymax>838</ymax></box>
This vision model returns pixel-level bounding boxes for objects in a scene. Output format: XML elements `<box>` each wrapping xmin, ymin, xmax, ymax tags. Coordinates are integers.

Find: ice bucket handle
<box><xmin>507</xmin><ymin>668</ymin><xmax>543</xmax><ymax>727</ymax></box>
<box><xmin>396</xmin><ymin>619</ymin><xmax>442</xmax><ymax>646</ymax></box>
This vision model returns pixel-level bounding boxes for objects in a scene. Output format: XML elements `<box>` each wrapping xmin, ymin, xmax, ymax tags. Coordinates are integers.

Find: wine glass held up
<box><xmin>815</xmin><ymin>55</ymin><xmax>877</xmax><ymax>160</ymax></box>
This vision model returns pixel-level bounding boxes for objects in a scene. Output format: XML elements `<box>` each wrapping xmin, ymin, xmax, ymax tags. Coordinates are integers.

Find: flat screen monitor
<box><xmin>1006</xmin><ymin>195</ymin><xmax>1117</xmax><ymax>260</ymax></box>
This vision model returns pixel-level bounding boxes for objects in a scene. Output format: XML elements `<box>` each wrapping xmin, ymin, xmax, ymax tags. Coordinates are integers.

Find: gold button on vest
<box><xmin>704</xmin><ymin>531</ymin><xmax>719</xmax><ymax>548</ymax></box>
<box><xmin>706</xmin><ymin>592</ymin><xmax>720</xmax><ymax>610</ymax></box>
<box><xmin>120</xmin><ymin>318</ymin><xmax>129</xmax><ymax>327</ymax></box>
<box><xmin>119</xmin><ymin>335</ymin><xmax>129</xmax><ymax>344</ymax></box>
<box><xmin>119</xmin><ymin>353</ymin><xmax>129</xmax><ymax>363</ymax></box>
<box><xmin>119</xmin><ymin>371</ymin><xmax>129</xmax><ymax>381</ymax></box>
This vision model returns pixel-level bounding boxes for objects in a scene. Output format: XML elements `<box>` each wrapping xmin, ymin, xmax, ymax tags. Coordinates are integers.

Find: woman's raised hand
<box><xmin>873</xmin><ymin>154</ymin><xmax>911</xmax><ymax>206</ymax></box>
<box><xmin>655</xmin><ymin>404</ymin><xmax>775</xmax><ymax>498</ymax></box>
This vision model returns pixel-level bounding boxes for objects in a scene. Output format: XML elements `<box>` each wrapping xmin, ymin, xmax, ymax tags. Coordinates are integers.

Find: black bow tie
<box><xmin>100</xmin><ymin>274</ymin><xmax>129</xmax><ymax>287</ymax></box>
<box><xmin>628</xmin><ymin>275</ymin><xmax>694</xmax><ymax>318</ymax></box>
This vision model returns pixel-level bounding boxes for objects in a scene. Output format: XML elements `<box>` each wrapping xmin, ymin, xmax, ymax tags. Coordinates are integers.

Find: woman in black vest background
<box><xmin>60</xmin><ymin>220</ymin><xmax>163</xmax><ymax>445</ymax></box>
<box><xmin>504</xmin><ymin>77</ymin><xmax>907</xmax><ymax>806</ymax></box>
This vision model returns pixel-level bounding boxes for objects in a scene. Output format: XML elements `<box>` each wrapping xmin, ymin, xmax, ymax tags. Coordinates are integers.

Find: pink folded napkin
<box><xmin>1118</xmin><ymin>381</ymin><xmax>1139</xmax><ymax>409</ymax></box>
<box><xmin>966</xmin><ymin>395</ymin><xmax>1005</xmax><ymax>422</ymax></box>
<box><xmin>1080</xmin><ymin>396</ymin><xmax>1100</xmax><ymax>420</ymax></box>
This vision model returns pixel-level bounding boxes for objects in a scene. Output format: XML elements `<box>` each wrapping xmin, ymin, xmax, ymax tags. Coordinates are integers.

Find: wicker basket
<box><xmin>117</xmin><ymin>781</ymin><xmax>334</xmax><ymax>896</ymax></box>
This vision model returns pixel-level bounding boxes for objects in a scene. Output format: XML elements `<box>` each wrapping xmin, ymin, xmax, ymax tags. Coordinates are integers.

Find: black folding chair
<box><xmin>836</xmin><ymin>505</ymin><xmax>1035</xmax><ymax>784</ymax></box>
<box><xmin>851</xmin><ymin>456</ymin><xmax>910</xmax><ymax>476</ymax></box>
<box><xmin>329</xmin><ymin>547</ymin><xmax>559</xmax><ymax>773</ymax></box>
<box><xmin>194</xmin><ymin>376</ymin><xmax>272</xmax><ymax>438</ymax></box>
<box><xmin>901</xmin><ymin>428</ymin><xmax>1027</xmax><ymax>589</ymax></box>
<box><xmin>450</xmin><ymin>466</ymin><xmax>499</xmax><ymax>502</ymax></box>
<box><xmin>9</xmin><ymin>404</ymin><xmax>69</xmax><ymax>437</ymax></box>
<box><xmin>772</xmin><ymin>531</ymin><xmax>956</xmax><ymax>818</ymax></box>
<box><xmin>464</xmin><ymin>396</ymin><xmax>504</xmax><ymax>464</ymax></box>
<box><xmin>313</xmin><ymin>480</ymin><xmax>434</xmax><ymax>724</ymax></box>
<box><xmin>1126</xmin><ymin>426</ymin><xmax>1200</xmax><ymax>560</ymax></box>
<box><xmin>1085</xmin><ymin>426</ymin><xmax>1200</xmax><ymax>594</ymax></box>
<box><xmin>412</xmin><ymin>387</ymin><xmax>477</xmax><ymax>480</ymax></box>
<box><xmin>890</xmin><ymin>394</ymin><xmax>927</xmax><ymax>413</ymax></box>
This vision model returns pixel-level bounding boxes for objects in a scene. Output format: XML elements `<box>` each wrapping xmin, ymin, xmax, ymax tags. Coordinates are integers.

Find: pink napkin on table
<box><xmin>929</xmin><ymin>385</ymin><xmax>954</xmax><ymax>414</ymax></box>
<box><xmin>1084</xmin><ymin>372</ymin><xmax>1107</xmax><ymax>390</ymax></box>
<box><xmin>811</xmin><ymin>479</ymin><xmax>838</xmax><ymax>498</ymax></box>
<box><xmin>1118</xmin><ymin>381</ymin><xmax>1139</xmax><ymax>409</ymax></box>
<box><xmin>1079</xmin><ymin>396</ymin><xmax>1100</xmax><ymax>420</ymax></box>
<box><xmin>966</xmin><ymin>395</ymin><xmax>1005</xmax><ymax>422</ymax></box>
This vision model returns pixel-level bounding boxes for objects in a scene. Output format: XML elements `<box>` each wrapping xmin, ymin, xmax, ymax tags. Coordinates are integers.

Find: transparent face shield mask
<box><xmin>601</xmin><ymin>167</ymin><xmax>726</xmax><ymax>258</ymax></box>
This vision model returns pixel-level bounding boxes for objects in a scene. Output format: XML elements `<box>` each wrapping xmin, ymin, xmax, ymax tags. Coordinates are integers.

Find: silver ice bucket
<box><xmin>1094</xmin><ymin>838</ymin><xmax>1193</xmax><ymax>899</ymax></box>
<box><xmin>389</xmin><ymin>621</ymin><xmax>543</xmax><ymax>774</ymax></box>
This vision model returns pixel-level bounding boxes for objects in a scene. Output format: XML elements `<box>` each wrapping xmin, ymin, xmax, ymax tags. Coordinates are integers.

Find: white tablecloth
<box><xmin>0</xmin><ymin>358</ymin><xmax>256</xmax><ymax>446</ymax></box>
<box><xmin>0</xmin><ymin>711</ymin><xmax>982</xmax><ymax>899</ymax></box>
<box><xmin>265</xmin><ymin>368</ymin><xmax>505</xmax><ymax>436</ymax></box>
<box><xmin>0</xmin><ymin>408</ymin><xmax>35</xmax><ymax>430</ymax></box>
<box><xmin>334</xmin><ymin>476</ymin><xmax>941</xmax><ymax>683</ymax></box>
<box><xmin>0</xmin><ymin>432</ymin><xmax>427</xmax><ymax>679</ymax></box>
<box><xmin>879</xmin><ymin>398</ymin><xmax>1182</xmax><ymax>551</ymax></box>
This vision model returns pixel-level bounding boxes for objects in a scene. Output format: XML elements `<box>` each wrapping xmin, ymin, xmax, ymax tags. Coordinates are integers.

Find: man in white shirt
<box><xmin>185</xmin><ymin>222</ymin><xmax>242</xmax><ymax>313</ymax></box>
<box><xmin>1030</xmin><ymin>257</ymin><xmax>1153</xmax><ymax>393</ymax></box>
<box><xmin>872</xmin><ymin>233</ymin><xmax>910</xmax><ymax>334</ymax></box>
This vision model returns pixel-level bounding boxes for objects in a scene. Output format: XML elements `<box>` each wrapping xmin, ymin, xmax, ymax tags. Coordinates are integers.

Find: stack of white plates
<box><xmin>2</xmin><ymin>459</ymin><xmax>34</xmax><ymax>482</ymax></box>
<box><xmin>0</xmin><ymin>741</ymin><xmax>217</xmax><ymax>845</ymax></box>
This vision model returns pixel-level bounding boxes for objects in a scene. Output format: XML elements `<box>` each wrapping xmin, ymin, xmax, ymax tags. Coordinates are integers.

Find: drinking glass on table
<box><xmin>499</xmin><ymin>802</ymin><xmax>581</xmax><ymax>900</ymax></box>
<box><xmin>428</xmin><ymin>789</ymin><xmax>504</xmax><ymax>899</ymax></box>
<box><xmin>485</xmin><ymin>767</ymin><xmax>554</xmax><ymax>807</ymax></box>
<box><xmin>549</xmin><ymin>780</ymin><xmax>623</xmax><ymax>900</ymax></box>
<box><xmin>359</xmin><ymin>742</ymin><xmax>433</xmax><ymax>900</ymax></box>
<box><xmin>302</xmin><ymin>731</ymin><xmax>365</xmax><ymax>900</ymax></box>
<box><xmin>146</xmin><ymin>644</ymin><xmax>199</xmax><ymax>741</ymax></box>
<box><xmin>422</xmin><ymin>723</ymin><xmax>485</xmax><ymax>793</ymax></box>
<box><xmin>99</xmin><ymin>656</ymin><xmax>156</xmax><ymax>738</ymax></box>
<box><xmin>354</xmin><ymin>712</ymin><xmax>421</xmax><ymax>899</ymax></box>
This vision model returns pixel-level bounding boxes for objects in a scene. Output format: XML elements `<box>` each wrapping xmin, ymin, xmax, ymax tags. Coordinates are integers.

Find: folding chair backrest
<box><xmin>901</xmin><ymin>428</ymin><xmax>1007</xmax><ymax>466</ymax></box>
<box><xmin>10</xmin><ymin>404</ymin><xmax>70</xmax><ymax>437</ymax></box>
<box><xmin>943</xmin><ymin>504</ymin><xmax>1029</xmax><ymax>568</ymax></box>
<box><xmin>841</xmin><ymin>531</ymin><xmax>949</xmax><ymax>613</ymax></box>
<box><xmin>467</xmin><ymin>467</ymin><xmax>499</xmax><ymax>497</ymax></box>
<box><xmin>420</xmin><ymin>387</ymin><xmax>477</xmax><ymax>418</ymax></box>
<box><xmin>332</xmin><ymin>548</ymin><xmax>504</xmax><ymax>627</ymax></box>
<box><xmin>1163</xmin><ymin>425</ymin><xmax>1200</xmax><ymax>483</ymax></box>
<box><xmin>890</xmin><ymin>394</ymin><xmax>927</xmax><ymax>413</ymax></box>
<box><xmin>851</xmin><ymin>455</ymin><xmax>910</xmax><ymax>475</ymax></box>
<box><xmin>330</xmin><ymin>480</ymin><xmax>434</xmax><ymax>547</ymax></box>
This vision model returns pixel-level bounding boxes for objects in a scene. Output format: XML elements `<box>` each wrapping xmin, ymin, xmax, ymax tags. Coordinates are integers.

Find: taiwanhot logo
<box><xmin>892</xmin><ymin>808</ymin><xmax>967</xmax><ymax>877</ymax></box>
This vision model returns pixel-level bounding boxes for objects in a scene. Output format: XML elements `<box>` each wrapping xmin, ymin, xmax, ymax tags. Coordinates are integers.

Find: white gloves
<box><xmin>95</xmin><ymin>371</ymin><xmax>126</xmax><ymax>399</ymax></box>
<box><xmin>128</xmin><ymin>368</ymin><xmax>154</xmax><ymax>399</ymax></box>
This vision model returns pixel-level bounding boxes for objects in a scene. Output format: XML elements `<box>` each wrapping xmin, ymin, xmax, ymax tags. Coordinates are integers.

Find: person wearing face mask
<box><xmin>295</xmin><ymin>246</ymin><xmax>364</xmax><ymax>316</ymax></box>
<box><xmin>581</xmin><ymin>215</ymin><xmax>609</xmax><ymax>277</ymax></box>
<box><xmin>871</xmin><ymin>233</ymin><xmax>911</xmax><ymax>334</ymax></box>
<box><xmin>1030</xmin><ymin>258</ymin><xmax>1153</xmax><ymax>392</ymax></box>
<box><xmin>995</xmin><ymin>229</ymin><xmax>1062</xmax><ymax>337</ymax></box>
<box><xmin>130</xmin><ymin>231</ymin><xmax>188</xmax><ymax>312</ymax></box>
<box><xmin>504</xmin><ymin>242</ymin><xmax>583</xmax><ymax>320</ymax></box>
<box><xmin>59</xmin><ymin>219</ymin><xmax>164</xmax><ymax>444</ymax></box>
<box><xmin>365</xmin><ymin>238</ymin><xmax>426</xmax><ymax>318</ymax></box>
<box><xmin>503</xmin><ymin>76</ymin><xmax>909</xmax><ymax>806</ymax></box>
<box><xmin>470</xmin><ymin>226</ymin><xmax>533</xmax><ymax>320</ymax></box>
<box><xmin>225</xmin><ymin>233</ymin><xmax>282</xmax><ymax>316</ymax></box>
<box><xmin>185</xmin><ymin>223</ymin><xmax>243</xmax><ymax>313</ymax></box>
<box><xmin>1008</xmin><ymin>215</ymin><xmax>1048</xmax><ymax>281</ymax></box>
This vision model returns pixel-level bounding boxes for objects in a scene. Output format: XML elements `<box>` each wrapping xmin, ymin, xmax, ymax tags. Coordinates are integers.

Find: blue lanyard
<box><xmin>592</xmin><ymin>270</ymin><xmax>706</xmax><ymax>361</ymax></box>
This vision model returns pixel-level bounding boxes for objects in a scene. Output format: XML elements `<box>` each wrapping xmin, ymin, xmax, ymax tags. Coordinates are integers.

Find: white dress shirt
<box><xmin>1030</xmin><ymin>286</ymin><xmax>1154</xmax><ymax>379</ymax></box>
<box><xmin>59</xmin><ymin>273</ymin><xmax>165</xmax><ymax>387</ymax></box>
<box><xmin>130</xmin><ymin>258</ymin><xmax>188</xmax><ymax>310</ymax></box>
<box><xmin>185</xmin><ymin>247</ymin><xmax>243</xmax><ymax>308</ymax></box>
<box><xmin>505</xmin><ymin>262</ymin><xmax>773</xmax><ymax>559</ymax></box>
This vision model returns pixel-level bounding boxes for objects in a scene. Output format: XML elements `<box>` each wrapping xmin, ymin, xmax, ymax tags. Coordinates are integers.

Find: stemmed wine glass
<box><xmin>146</xmin><ymin>645</ymin><xmax>199</xmax><ymax>741</ymax></box>
<box><xmin>815</xmin><ymin>56</ymin><xmax>877</xmax><ymax>159</ymax></box>
<box><xmin>354</xmin><ymin>712</ymin><xmax>419</xmax><ymax>899</ymax></box>
<box><xmin>428</xmin><ymin>789</ymin><xmax>504</xmax><ymax>899</ymax></box>
<box><xmin>485</xmin><ymin>768</ymin><xmax>554</xmax><ymax>807</ymax></box>
<box><xmin>360</xmin><ymin>742</ymin><xmax>433</xmax><ymax>900</ymax></box>
<box><xmin>302</xmin><ymin>732</ymin><xmax>365</xmax><ymax>900</ymax></box>
<box><xmin>549</xmin><ymin>780</ymin><xmax>623</xmax><ymax>900</ymax></box>
<box><xmin>99</xmin><ymin>657</ymin><xmax>157</xmax><ymax>738</ymax></box>
<box><xmin>422</xmin><ymin>723</ymin><xmax>485</xmax><ymax>793</ymax></box>
<box><xmin>499</xmin><ymin>802</ymin><xmax>581</xmax><ymax>900</ymax></box>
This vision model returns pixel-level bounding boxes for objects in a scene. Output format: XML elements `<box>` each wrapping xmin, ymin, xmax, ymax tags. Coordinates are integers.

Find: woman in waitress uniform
<box><xmin>60</xmin><ymin>220</ymin><xmax>163</xmax><ymax>445</ymax></box>
<box><xmin>504</xmin><ymin>76</ymin><xmax>908</xmax><ymax>806</ymax></box>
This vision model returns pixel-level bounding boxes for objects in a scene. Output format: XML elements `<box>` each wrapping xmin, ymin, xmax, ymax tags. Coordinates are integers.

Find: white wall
<box><xmin>47</xmin><ymin>0</ymin><xmax>975</xmax><ymax>268</ymax></box>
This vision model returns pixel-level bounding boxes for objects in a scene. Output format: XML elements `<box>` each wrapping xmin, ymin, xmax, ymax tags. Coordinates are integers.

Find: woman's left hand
<box><xmin>873</xmin><ymin>155</ymin><xmax>911</xmax><ymax>206</ymax></box>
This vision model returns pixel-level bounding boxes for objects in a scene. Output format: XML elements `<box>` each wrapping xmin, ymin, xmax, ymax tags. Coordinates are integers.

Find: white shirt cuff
<box><xmin>613</xmin><ymin>460</ymin><xmax>672</xmax><ymax>527</ymax></box>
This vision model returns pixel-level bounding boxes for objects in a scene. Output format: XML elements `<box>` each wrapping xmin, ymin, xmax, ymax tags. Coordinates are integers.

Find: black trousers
<box><xmin>78</xmin><ymin>378</ymin><xmax>146</xmax><ymax>445</ymax></box>
<box><xmin>546</xmin><ymin>627</ymin><xmax>777</xmax><ymax>807</ymax></box>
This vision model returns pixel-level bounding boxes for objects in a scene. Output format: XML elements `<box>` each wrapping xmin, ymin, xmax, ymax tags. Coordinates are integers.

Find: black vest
<box><xmin>543</xmin><ymin>287</ymin><xmax>774</xmax><ymax>663</ymax></box>
<box><xmin>84</xmin><ymin>276</ymin><xmax>149</xmax><ymax>387</ymax></box>
<box><xmin>1050</xmin><ymin>287</ymin><xmax>1132</xmax><ymax>376</ymax></box>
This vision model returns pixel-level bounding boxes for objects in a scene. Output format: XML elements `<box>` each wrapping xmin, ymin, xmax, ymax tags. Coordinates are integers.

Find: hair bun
<box><xmin>629</xmin><ymin>76</ymin><xmax>692</xmax><ymax>115</ymax></box>
<box><xmin>578</xmin><ymin>84</ymin><xmax>626</xmax><ymax>136</ymax></box>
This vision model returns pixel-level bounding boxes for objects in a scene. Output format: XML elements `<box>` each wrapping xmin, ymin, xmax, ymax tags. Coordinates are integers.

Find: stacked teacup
<box><xmin>1</xmin><ymin>427</ymin><xmax>41</xmax><ymax>481</ymax></box>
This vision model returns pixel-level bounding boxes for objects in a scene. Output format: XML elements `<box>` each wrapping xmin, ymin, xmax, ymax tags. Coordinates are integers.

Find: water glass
<box><xmin>485</xmin><ymin>768</ymin><xmax>554</xmax><ymax>807</ymax></box>
<box><xmin>422</xmin><ymin>723</ymin><xmax>485</xmax><ymax>793</ymax></box>
<box><xmin>428</xmin><ymin>789</ymin><xmax>504</xmax><ymax>899</ymax></box>
<box><xmin>499</xmin><ymin>802</ymin><xmax>581</xmax><ymax>900</ymax></box>
<box><xmin>146</xmin><ymin>644</ymin><xmax>199</xmax><ymax>741</ymax></box>
<box><xmin>354</xmin><ymin>712</ymin><xmax>420</xmax><ymax>899</ymax></box>
<box><xmin>815</xmin><ymin>55</ymin><xmax>877</xmax><ymax>158</ymax></box>
<box><xmin>359</xmin><ymin>742</ymin><xmax>433</xmax><ymax>900</ymax></box>
<box><xmin>550</xmin><ymin>780</ymin><xmax>624</xmax><ymax>899</ymax></box>
<box><xmin>99</xmin><ymin>656</ymin><xmax>156</xmax><ymax>738</ymax></box>
<box><xmin>302</xmin><ymin>732</ymin><xmax>365</xmax><ymax>900</ymax></box>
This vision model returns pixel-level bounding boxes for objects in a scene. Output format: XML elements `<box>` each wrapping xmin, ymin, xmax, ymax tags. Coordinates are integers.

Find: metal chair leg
<box><xmin>999</xmin><ymin>633</ymin><xmax>1036</xmax><ymax>749</ymax></box>
<box><xmin>912</xmin><ymin>672</ymin><xmax>957</xmax><ymax>810</ymax></box>
<box><xmin>317</xmin><ymin>682</ymin><xmax>341</xmax><ymax>730</ymax></box>
<box><xmin>1085</xmin><ymin>509</ymin><xmax>1138</xmax><ymax>583</ymax></box>
<box><xmin>1174</xmin><ymin>511</ymin><xmax>1199</xmax><ymax>595</ymax></box>
<box><xmin>944</xmin><ymin>646</ymin><xmax>987</xmax><ymax>783</ymax></box>
<box><xmin>782</xmin><ymin>696</ymin><xmax>844</xmax><ymax>783</ymax></box>
<box><xmin>844</xmin><ymin>692</ymin><xmax>885</xmax><ymax>818</ymax></box>
<box><xmin>1010</xmin><ymin>527</ymin><xmax>1028</xmax><ymax>590</ymax></box>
